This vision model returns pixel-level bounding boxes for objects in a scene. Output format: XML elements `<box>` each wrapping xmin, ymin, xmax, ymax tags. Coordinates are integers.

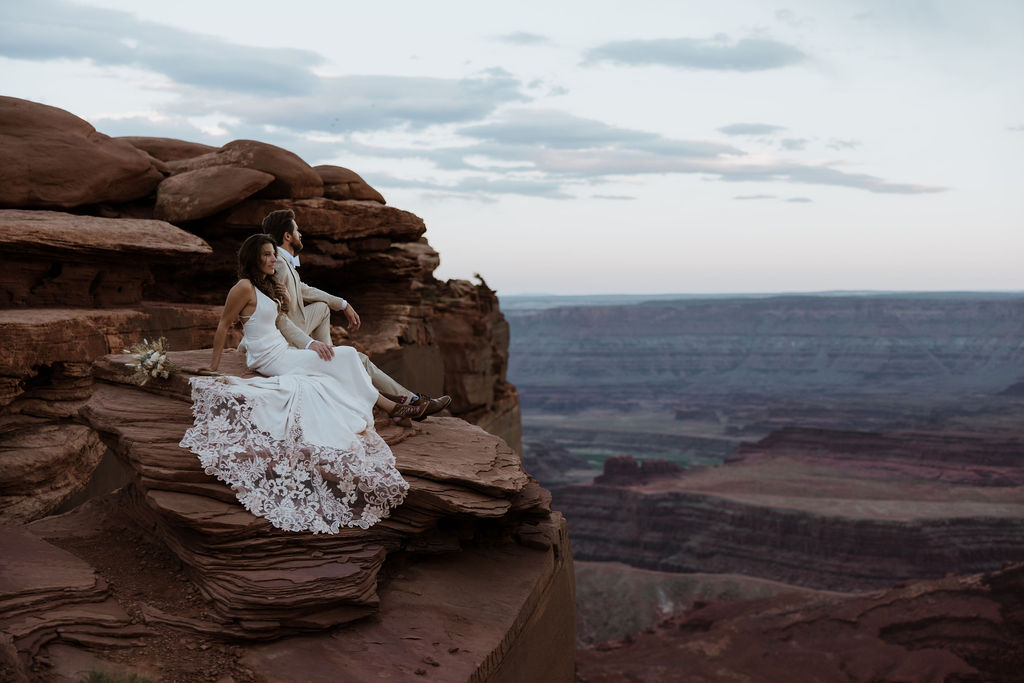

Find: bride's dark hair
<box><xmin>237</xmin><ymin>233</ymin><xmax>288</xmax><ymax>312</ymax></box>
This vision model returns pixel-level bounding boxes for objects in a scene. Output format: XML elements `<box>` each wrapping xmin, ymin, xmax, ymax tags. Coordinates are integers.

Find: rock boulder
<box><xmin>314</xmin><ymin>165</ymin><xmax>386</xmax><ymax>203</ymax></box>
<box><xmin>0</xmin><ymin>97</ymin><xmax>164</xmax><ymax>208</ymax></box>
<box><xmin>167</xmin><ymin>139</ymin><xmax>323</xmax><ymax>199</ymax></box>
<box><xmin>154</xmin><ymin>167</ymin><xmax>275</xmax><ymax>222</ymax></box>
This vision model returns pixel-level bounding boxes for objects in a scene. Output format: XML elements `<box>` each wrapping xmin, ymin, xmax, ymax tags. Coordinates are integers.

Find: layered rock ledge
<box><xmin>0</xmin><ymin>349</ymin><xmax>573</xmax><ymax>681</ymax></box>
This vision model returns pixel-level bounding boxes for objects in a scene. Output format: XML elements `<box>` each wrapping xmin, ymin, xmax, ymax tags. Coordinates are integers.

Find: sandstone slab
<box><xmin>0</xmin><ymin>307</ymin><xmax>225</xmax><ymax>525</ymax></box>
<box><xmin>117</xmin><ymin>136</ymin><xmax>218</xmax><ymax>162</ymax></box>
<box><xmin>0</xmin><ymin>210</ymin><xmax>211</xmax><ymax>308</ymax></box>
<box><xmin>0</xmin><ymin>526</ymin><xmax>148</xmax><ymax>682</ymax></box>
<box><xmin>222</xmin><ymin>196</ymin><xmax>425</xmax><ymax>241</ymax></box>
<box><xmin>0</xmin><ymin>210</ymin><xmax>210</xmax><ymax>261</ymax></box>
<box><xmin>0</xmin><ymin>97</ymin><xmax>163</xmax><ymax>208</ymax></box>
<box><xmin>314</xmin><ymin>164</ymin><xmax>385</xmax><ymax>203</ymax></box>
<box><xmin>154</xmin><ymin>166</ymin><xmax>275</xmax><ymax>222</ymax></box>
<box><xmin>167</xmin><ymin>139</ymin><xmax>322</xmax><ymax>199</ymax></box>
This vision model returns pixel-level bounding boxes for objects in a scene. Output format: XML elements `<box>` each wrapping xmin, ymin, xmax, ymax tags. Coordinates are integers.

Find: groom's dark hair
<box><xmin>262</xmin><ymin>209</ymin><xmax>296</xmax><ymax>245</ymax></box>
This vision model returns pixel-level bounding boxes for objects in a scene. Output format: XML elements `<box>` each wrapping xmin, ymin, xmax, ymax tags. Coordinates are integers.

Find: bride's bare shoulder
<box><xmin>224</xmin><ymin>279</ymin><xmax>256</xmax><ymax>302</ymax></box>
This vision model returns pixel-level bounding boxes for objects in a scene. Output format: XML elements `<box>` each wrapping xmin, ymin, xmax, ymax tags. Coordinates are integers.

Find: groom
<box><xmin>261</xmin><ymin>208</ymin><xmax>451</xmax><ymax>419</ymax></box>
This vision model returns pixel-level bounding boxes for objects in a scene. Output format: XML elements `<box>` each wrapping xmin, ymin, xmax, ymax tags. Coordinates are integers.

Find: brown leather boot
<box><xmin>408</xmin><ymin>394</ymin><xmax>452</xmax><ymax>421</ymax></box>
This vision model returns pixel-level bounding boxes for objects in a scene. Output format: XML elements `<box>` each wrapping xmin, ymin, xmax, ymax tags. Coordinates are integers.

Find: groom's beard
<box><xmin>292</xmin><ymin>237</ymin><xmax>304</xmax><ymax>254</ymax></box>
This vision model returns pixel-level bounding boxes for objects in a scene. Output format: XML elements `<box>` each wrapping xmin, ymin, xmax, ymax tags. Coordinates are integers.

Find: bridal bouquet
<box><xmin>123</xmin><ymin>337</ymin><xmax>182</xmax><ymax>385</ymax></box>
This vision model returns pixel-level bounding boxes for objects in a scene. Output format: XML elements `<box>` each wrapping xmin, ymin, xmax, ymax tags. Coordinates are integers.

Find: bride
<box><xmin>179</xmin><ymin>233</ymin><xmax>426</xmax><ymax>533</ymax></box>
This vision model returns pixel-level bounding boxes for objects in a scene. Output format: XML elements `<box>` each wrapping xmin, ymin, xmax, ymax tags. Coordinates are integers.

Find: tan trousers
<box><xmin>304</xmin><ymin>302</ymin><xmax>415</xmax><ymax>401</ymax></box>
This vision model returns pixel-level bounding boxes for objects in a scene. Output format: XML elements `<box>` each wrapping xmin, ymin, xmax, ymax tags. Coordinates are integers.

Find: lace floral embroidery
<box><xmin>179</xmin><ymin>377</ymin><xmax>408</xmax><ymax>534</ymax></box>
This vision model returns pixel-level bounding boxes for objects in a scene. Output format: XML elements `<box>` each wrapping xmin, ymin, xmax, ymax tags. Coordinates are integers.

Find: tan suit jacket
<box><xmin>272</xmin><ymin>247</ymin><xmax>346</xmax><ymax>349</ymax></box>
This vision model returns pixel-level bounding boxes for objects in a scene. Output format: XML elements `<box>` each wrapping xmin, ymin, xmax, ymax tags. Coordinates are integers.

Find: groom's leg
<box><xmin>303</xmin><ymin>302</ymin><xmax>333</xmax><ymax>345</ymax></box>
<box><xmin>357</xmin><ymin>352</ymin><xmax>415</xmax><ymax>402</ymax></box>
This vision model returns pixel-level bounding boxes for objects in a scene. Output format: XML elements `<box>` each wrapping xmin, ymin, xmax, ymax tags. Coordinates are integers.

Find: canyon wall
<box><xmin>508</xmin><ymin>294</ymin><xmax>1024</xmax><ymax>398</ymax></box>
<box><xmin>556</xmin><ymin>428</ymin><xmax>1024</xmax><ymax>592</ymax></box>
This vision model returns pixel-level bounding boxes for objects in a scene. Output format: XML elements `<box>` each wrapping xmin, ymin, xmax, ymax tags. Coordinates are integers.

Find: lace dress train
<box><xmin>179</xmin><ymin>288</ymin><xmax>408</xmax><ymax>533</ymax></box>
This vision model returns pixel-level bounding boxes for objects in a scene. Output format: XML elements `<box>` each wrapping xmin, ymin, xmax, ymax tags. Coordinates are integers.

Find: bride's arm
<box><xmin>205</xmin><ymin>281</ymin><xmax>253</xmax><ymax>372</ymax></box>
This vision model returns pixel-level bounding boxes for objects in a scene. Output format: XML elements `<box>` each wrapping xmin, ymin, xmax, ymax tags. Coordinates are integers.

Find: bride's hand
<box><xmin>309</xmin><ymin>341</ymin><xmax>334</xmax><ymax>361</ymax></box>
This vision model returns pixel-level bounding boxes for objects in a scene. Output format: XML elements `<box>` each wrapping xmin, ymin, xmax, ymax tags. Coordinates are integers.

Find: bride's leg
<box><xmin>376</xmin><ymin>394</ymin><xmax>397</xmax><ymax>412</ymax></box>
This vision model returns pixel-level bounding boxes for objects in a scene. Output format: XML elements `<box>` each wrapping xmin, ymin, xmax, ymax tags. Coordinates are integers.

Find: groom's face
<box><xmin>286</xmin><ymin>220</ymin><xmax>304</xmax><ymax>254</ymax></box>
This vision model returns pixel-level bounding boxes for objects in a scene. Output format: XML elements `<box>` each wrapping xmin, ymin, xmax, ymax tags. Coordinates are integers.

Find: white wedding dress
<box><xmin>179</xmin><ymin>287</ymin><xmax>408</xmax><ymax>533</ymax></box>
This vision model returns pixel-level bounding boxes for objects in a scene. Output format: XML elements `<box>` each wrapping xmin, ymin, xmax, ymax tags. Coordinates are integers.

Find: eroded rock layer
<box><xmin>556</xmin><ymin>428</ymin><xmax>1024</xmax><ymax>591</ymax></box>
<box><xmin>575</xmin><ymin>562</ymin><xmax>1024</xmax><ymax>683</ymax></box>
<box><xmin>0</xmin><ymin>349</ymin><xmax>572</xmax><ymax>681</ymax></box>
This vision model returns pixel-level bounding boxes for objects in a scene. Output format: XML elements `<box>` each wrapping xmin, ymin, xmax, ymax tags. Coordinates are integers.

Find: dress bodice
<box><xmin>243</xmin><ymin>287</ymin><xmax>288</xmax><ymax>370</ymax></box>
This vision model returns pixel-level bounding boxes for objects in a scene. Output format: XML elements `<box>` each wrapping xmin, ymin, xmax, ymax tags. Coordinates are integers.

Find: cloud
<box><xmin>719</xmin><ymin>123</ymin><xmax>786</xmax><ymax>135</ymax></box>
<box><xmin>780</xmin><ymin>137</ymin><xmax>809</xmax><ymax>151</ymax></box>
<box><xmin>734</xmin><ymin>194</ymin><xmax>776</xmax><ymax>200</ymax></box>
<box><xmin>593</xmin><ymin>194</ymin><xmax>637</xmax><ymax>200</ymax></box>
<box><xmin>719</xmin><ymin>163</ymin><xmax>945</xmax><ymax>194</ymax></box>
<box><xmin>787</xmin><ymin>197</ymin><xmax>813</xmax><ymax>203</ymax></box>
<box><xmin>775</xmin><ymin>9</ymin><xmax>813</xmax><ymax>29</ymax></box>
<box><xmin>495</xmin><ymin>32</ymin><xmax>551</xmax><ymax>45</ymax></box>
<box><xmin>1</xmin><ymin>0</ymin><xmax>322</xmax><ymax>95</ymax></box>
<box><xmin>372</xmin><ymin>172</ymin><xmax>574</xmax><ymax>199</ymax></box>
<box><xmin>350</xmin><ymin>109</ymin><xmax>944</xmax><ymax>197</ymax></box>
<box><xmin>177</xmin><ymin>72</ymin><xmax>529</xmax><ymax>133</ymax></box>
<box><xmin>462</xmin><ymin>109</ymin><xmax>738</xmax><ymax>155</ymax></box>
<box><xmin>1</xmin><ymin>0</ymin><xmax>528</xmax><ymax>133</ymax></box>
<box><xmin>1008</xmin><ymin>125</ymin><xmax>1024</xmax><ymax>132</ymax></box>
<box><xmin>584</xmin><ymin>36</ymin><xmax>807</xmax><ymax>71</ymax></box>
<box><xmin>827</xmin><ymin>138</ymin><xmax>861</xmax><ymax>150</ymax></box>
<box><xmin>92</xmin><ymin>114</ymin><xmax>221</xmax><ymax>143</ymax></box>
<box><xmin>13</xmin><ymin>2</ymin><xmax>939</xmax><ymax>201</ymax></box>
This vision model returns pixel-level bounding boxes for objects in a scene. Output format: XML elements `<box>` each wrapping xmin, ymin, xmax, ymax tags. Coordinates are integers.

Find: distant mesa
<box><xmin>595</xmin><ymin>455</ymin><xmax>682</xmax><ymax>484</ymax></box>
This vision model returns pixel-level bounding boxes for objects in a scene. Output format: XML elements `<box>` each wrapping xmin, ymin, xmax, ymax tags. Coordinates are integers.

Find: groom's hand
<box><xmin>309</xmin><ymin>341</ymin><xmax>335</xmax><ymax>361</ymax></box>
<box><xmin>344</xmin><ymin>304</ymin><xmax>361</xmax><ymax>331</ymax></box>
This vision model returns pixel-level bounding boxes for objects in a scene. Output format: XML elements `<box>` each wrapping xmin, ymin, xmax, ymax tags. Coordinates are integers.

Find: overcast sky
<box><xmin>2</xmin><ymin>0</ymin><xmax>1022</xmax><ymax>294</ymax></box>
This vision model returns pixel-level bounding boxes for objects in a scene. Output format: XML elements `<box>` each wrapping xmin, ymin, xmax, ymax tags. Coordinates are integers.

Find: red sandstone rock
<box><xmin>0</xmin><ymin>525</ymin><xmax>150</xmax><ymax>682</ymax></box>
<box><xmin>0</xmin><ymin>97</ymin><xmax>164</xmax><ymax>208</ymax></box>
<box><xmin>0</xmin><ymin>210</ymin><xmax>211</xmax><ymax>308</ymax></box>
<box><xmin>0</xmin><ymin>420</ymin><xmax>104</xmax><ymax>524</ymax></box>
<box><xmin>0</xmin><ymin>306</ymin><xmax>224</xmax><ymax>524</ymax></box>
<box><xmin>154</xmin><ymin>166</ymin><xmax>275</xmax><ymax>222</ymax></box>
<box><xmin>576</xmin><ymin>562</ymin><xmax>1024</xmax><ymax>682</ymax></box>
<box><xmin>116</xmin><ymin>136</ymin><xmax>218</xmax><ymax>162</ymax></box>
<box><xmin>167</xmin><ymin>139</ymin><xmax>323</xmax><ymax>199</ymax></box>
<box><xmin>77</xmin><ymin>349</ymin><xmax>558</xmax><ymax>639</ymax></box>
<box><xmin>314</xmin><ymin>165</ymin><xmax>386</xmax><ymax>203</ymax></box>
<box><xmin>222</xmin><ymin>196</ymin><xmax>424</xmax><ymax>240</ymax></box>
<box><xmin>0</xmin><ymin>349</ymin><xmax>579</xmax><ymax>679</ymax></box>
<box><xmin>0</xmin><ymin>209</ymin><xmax>210</xmax><ymax>261</ymax></box>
